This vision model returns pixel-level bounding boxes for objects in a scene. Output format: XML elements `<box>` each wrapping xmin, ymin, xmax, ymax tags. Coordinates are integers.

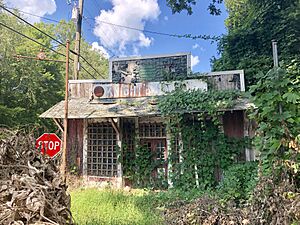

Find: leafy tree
<box><xmin>55</xmin><ymin>20</ymin><xmax>109</xmax><ymax>79</ymax></box>
<box><xmin>212</xmin><ymin>0</ymin><xmax>300</xmax><ymax>88</ymax></box>
<box><xmin>0</xmin><ymin>10</ymin><xmax>108</xmax><ymax>129</ymax></box>
<box><xmin>0</xmin><ymin>11</ymin><xmax>63</xmax><ymax>129</ymax></box>
<box><xmin>166</xmin><ymin>0</ymin><xmax>224</xmax><ymax>15</ymax></box>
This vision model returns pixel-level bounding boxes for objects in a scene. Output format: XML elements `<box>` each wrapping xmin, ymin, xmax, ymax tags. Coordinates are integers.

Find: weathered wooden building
<box><xmin>40</xmin><ymin>53</ymin><xmax>255</xmax><ymax>187</ymax></box>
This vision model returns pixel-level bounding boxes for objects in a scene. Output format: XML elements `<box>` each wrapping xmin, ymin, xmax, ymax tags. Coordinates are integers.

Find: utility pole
<box><xmin>272</xmin><ymin>40</ymin><xmax>282</xmax><ymax>115</ymax></box>
<box><xmin>73</xmin><ymin>0</ymin><xmax>84</xmax><ymax>80</ymax></box>
<box><xmin>62</xmin><ymin>40</ymin><xmax>70</xmax><ymax>181</ymax></box>
<box><xmin>272</xmin><ymin>40</ymin><xmax>279</xmax><ymax>68</ymax></box>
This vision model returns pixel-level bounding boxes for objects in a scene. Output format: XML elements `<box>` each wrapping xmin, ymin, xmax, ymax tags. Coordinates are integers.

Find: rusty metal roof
<box><xmin>39</xmin><ymin>97</ymin><xmax>254</xmax><ymax>119</ymax></box>
<box><xmin>39</xmin><ymin>97</ymin><xmax>160</xmax><ymax>119</ymax></box>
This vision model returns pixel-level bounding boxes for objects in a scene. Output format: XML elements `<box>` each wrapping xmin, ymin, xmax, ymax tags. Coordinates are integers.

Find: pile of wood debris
<box><xmin>164</xmin><ymin>176</ymin><xmax>300</xmax><ymax>225</ymax></box>
<box><xmin>0</xmin><ymin>129</ymin><xmax>73</xmax><ymax>225</ymax></box>
<box><xmin>164</xmin><ymin>196</ymin><xmax>248</xmax><ymax>225</ymax></box>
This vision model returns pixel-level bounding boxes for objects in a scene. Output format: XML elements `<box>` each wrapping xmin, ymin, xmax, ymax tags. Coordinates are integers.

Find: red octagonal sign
<box><xmin>35</xmin><ymin>133</ymin><xmax>62</xmax><ymax>158</ymax></box>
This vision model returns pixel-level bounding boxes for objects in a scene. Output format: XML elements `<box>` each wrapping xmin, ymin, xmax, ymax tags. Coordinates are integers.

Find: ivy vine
<box><xmin>119</xmin><ymin>142</ymin><xmax>168</xmax><ymax>189</ymax></box>
<box><xmin>249</xmin><ymin>63</ymin><xmax>300</xmax><ymax>178</ymax></box>
<box><xmin>120</xmin><ymin>86</ymin><xmax>251</xmax><ymax>190</ymax></box>
<box><xmin>158</xmin><ymin>87</ymin><xmax>250</xmax><ymax>190</ymax></box>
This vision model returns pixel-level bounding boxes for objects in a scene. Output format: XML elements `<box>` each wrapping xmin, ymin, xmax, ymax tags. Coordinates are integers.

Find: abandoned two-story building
<box><xmin>40</xmin><ymin>53</ymin><xmax>255</xmax><ymax>187</ymax></box>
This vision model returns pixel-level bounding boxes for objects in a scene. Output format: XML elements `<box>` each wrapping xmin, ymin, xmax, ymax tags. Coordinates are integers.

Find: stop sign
<box><xmin>35</xmin><ymin>133</ymin><xmax>62</xmax><ymax>158</ymax></box>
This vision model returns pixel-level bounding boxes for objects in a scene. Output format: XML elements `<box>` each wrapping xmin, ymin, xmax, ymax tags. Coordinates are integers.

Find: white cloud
<box><xmin>192</xmin><ymin>43</ymin><xmax>199</xmax><ymax>49</ymax></box>
<box><xmin>138</xmin><ymin>33</ymin><xmax>152</xmax><ymax>47</ymax></box>
<box><xmin>191</xmin><ymin>55</ymin><xmax>200</xmax><ymax>69</ymax></box>
<box><xmin>192</xmin><ymin>43</ymin><xmax>205</xmax><ymax>51</ymax></box>
<box><xmin>3</xmin><ymin>0</ymin><xmax>56</xmax><ymax>23</ymax></box>
<box><xmin>93</xmin><ymin>0</ymin><xmax>160</xmax><ymax>54</ymax></box>
<box><xmin>91</xmin><ymin>42</ymin><xmax>110</xmax><ymax>59</ymax></box>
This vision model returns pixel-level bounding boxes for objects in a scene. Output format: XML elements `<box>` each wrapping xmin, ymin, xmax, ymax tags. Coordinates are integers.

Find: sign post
<box><xmin>36</xmin><ymin>133</ymin><xmax>62</xmax><ymax>158</ymax></box>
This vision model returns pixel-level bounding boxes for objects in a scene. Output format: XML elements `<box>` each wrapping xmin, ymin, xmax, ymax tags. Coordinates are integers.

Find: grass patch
<box><xmin>70</xmin><ymin>188</ymin><xmax>165</xmax><ymax>225</ymax></box>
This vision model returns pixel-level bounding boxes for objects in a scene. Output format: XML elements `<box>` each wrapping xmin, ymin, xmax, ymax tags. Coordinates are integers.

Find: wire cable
<box><xmin>90</xmin><ymin>18</ymin><xmax>220</xmax><ymax>41</ymax></box>
<box><xmin>1</xmin><ymin>4</ymin><xmax>104</xmax><ymax>79</ymax></box>
<box><xmin>1</xmin><ymin>4</ymin><xmax>220</xmax><ymax>41</ymax></box>
<box><xmin>0</xmin><ymin>21</ymin><xmax>66</xmax><ymax>58</ymax></box>
<box><xmin>0</xmin><ymin>4</ymin><xmax>66</xmax><ymax>47</ymax></box>
<box><xmin>0</xmin><ymin>21</ymin><xmax>97</xmax><ymax>79</ymax></box>
<box><xmin>1</xmin><ymin>5</ymin><xmax>61</xmax><ymax>23</ymax></box>
<box><xmin>82</xmin><ymin>17</ymin><xmax>115</xmax><ymax>57</ymax></box>
<box><xmin>79</xmin><ymin>55</ymin><xmax>105</xmax><ymax>79</ymax></box>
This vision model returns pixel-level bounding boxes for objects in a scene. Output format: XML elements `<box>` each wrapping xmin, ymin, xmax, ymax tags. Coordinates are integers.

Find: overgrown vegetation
<box><xmin>165</xmin><ymin>59</ymin><xmax>300</xmax><ymax>222</ymax></box>
<box><xmin>120</xmin><ymin>142</ymin><xmax>169</xmax><ymax>189</ymax></box>
<box><xmin>158</xmin><ymin>88</ymin><xmax>251</xmax><ymax>191</ymax></box>
<box><xmin>119</xmin><ymin>88</ymin><xmax>252</xmax><ymax>192</ymax></box>
<box><xmin>1</xmin><ymin>0</ymin><xmax>299</xmax><ymax>224</ymax></box>
<box><xmin>115</xmin><ymin>45</ymin><xmax>299</xmax><ymax>223</ymax></box>
<box><xmin>161</xmin><ymin>63</ymin><xmax>300</xmax><ymax>224</ymax></box>
<box><xmin>250</xmin><ymin>65</ymin><xmax>300</xmax><ymax>176</ymax></box>
<box><xmin>212</xmin><ymin>0</ymin><xmax>300</xmax><ymax>88</ymax></box>
<box><xmin>216</xmin><ymin>161</ymin><xmax>258</xmax><ymax>203</ymax></box>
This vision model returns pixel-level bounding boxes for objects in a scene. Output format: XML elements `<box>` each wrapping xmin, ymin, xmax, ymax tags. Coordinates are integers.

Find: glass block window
<box><xmin>139</xmin><ymin>122</ymin><xmax>166</xmax><ymax>138</ymax></box>
<box><xmin>87</xmin><ymin>122</ymin><xmax>118</xmax><ymax>177</ymax></box>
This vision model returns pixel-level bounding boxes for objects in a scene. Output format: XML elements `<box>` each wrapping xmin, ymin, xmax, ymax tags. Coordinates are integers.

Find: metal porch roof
<box><xmin>39</xmin><ymin>97</ymin><xmax>254</xmax><ymax>119</ymax></box>
<box><xmin>39</xmin><ymin>97</ymin><xmax>160</xmax><ymax>119</ymax></box>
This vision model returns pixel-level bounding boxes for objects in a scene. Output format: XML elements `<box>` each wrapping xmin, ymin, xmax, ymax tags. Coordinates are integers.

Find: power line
<box><xmin>0</xmin><ymin>4</ymin><xmax>104</xmax><ymax>79</ymax></box>
<box><xmin>89</xmin><ymin>17</ymin><xmax>220</xmax><ymax>41</ymax></box>
<box><xmin>80</xmin><ymin>64</ymin><xmax>96</xmax><ymax>79</ymax></box>
<box><xmin>82</xmin><ymin>9</ymin><xmax>115</xmax><ymax>55</ymax></box>
<box><xmin>0</xmin><ymin>21</ymin><xmax>97</xmax><ymax>79</ymax></box>
<box><xmin>1</xmin><ymin>4</ymin><xmax>220</xmax><ymax>41</ymax></box>
<box><xmin>0</xmin><ymin>21</ymin><xmax>66</xmax><ymax>58</ymax></box>
<box><xmin>0</xmin><ymin>5</ymin><xmax>66</xmax><ymax>47</ymax></box>
<box><xmin>80</xmin><ymin>54</ymin><xmax>104</xmax><ymax>79</ymax></box>
<box><xmin>1</xmin><ymin>5</ymin><xmax>61</xmax><ymax>23</ymax></box>
<box><xmin>82</xmin><ymin>16</ymin><xmax>115</xmax><ymax>57</ymax></box>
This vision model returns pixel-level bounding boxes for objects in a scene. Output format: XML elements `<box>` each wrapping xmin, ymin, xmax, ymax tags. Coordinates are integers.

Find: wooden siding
<box><xmin>69</xmin><ymin>82</ymin><xmax>92</xmax><ymax>98</ymax></box>
<box><xmin>67</xmin><ymin>119</ymin><xmax>84</xmax><ymax>174</ymax></box>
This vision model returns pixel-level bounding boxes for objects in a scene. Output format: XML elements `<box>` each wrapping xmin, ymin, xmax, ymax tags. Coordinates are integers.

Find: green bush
<box><xmin>217</xmin><ymin>161</ymin><xmax>258</xmax><ymax>203</ymax></box>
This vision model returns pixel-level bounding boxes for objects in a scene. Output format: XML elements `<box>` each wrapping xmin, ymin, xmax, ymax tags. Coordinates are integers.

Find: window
<box><xmin>87</xmin><ymin>122</ymin><xmax>118</xmax><ymax>177</ymax></box>
<box><xmin>139</xmin><ymin>122</ymin><xmax>166</xmax><ymax>138</ymax></box>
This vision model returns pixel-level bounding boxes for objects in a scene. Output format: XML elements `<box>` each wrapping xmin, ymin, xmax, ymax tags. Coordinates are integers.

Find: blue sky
<box><xmin>3</xmin><ymin>0</ymin><xmax>228</xmax><ymax>72</ymax></box>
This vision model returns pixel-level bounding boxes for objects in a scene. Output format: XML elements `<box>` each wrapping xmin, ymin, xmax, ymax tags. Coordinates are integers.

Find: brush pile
<box><xmin>0</xmin><ymin>129</ymin><xmax>73</xmax><ymax>225</ymax></box>
<box><xmin>164</xmin><ymin>175</ymin><xmax>300</xmax><ymax>225</ymax></box>
<box><xmin>164</xmin><ymin>196</ymin><xmax>248</xmax><ymax>225</ymax></box>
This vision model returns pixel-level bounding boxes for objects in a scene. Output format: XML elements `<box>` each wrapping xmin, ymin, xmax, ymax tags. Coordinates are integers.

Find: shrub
<box><xmin>217</xmin><ymin>161</ymin><xmax>258</xmax><ymax>203</ymax></box>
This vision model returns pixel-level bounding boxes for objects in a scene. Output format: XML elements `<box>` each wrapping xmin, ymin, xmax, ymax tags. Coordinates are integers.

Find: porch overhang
<box><xmin>39</xmin><ymin>97</ymin><xmax>160</xmax><ymax>119</ymax></box>
<box><xmin>39</xmin><ymin>97</ymin><xmax>254</xmax><ymax>119</ymax></box>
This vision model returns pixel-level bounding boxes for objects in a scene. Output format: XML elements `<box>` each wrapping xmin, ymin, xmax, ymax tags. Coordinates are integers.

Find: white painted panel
<box><xmin>93</xmin><ymin>79</ymin><xmax>207</xmax><ymax>99</ymax></box>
